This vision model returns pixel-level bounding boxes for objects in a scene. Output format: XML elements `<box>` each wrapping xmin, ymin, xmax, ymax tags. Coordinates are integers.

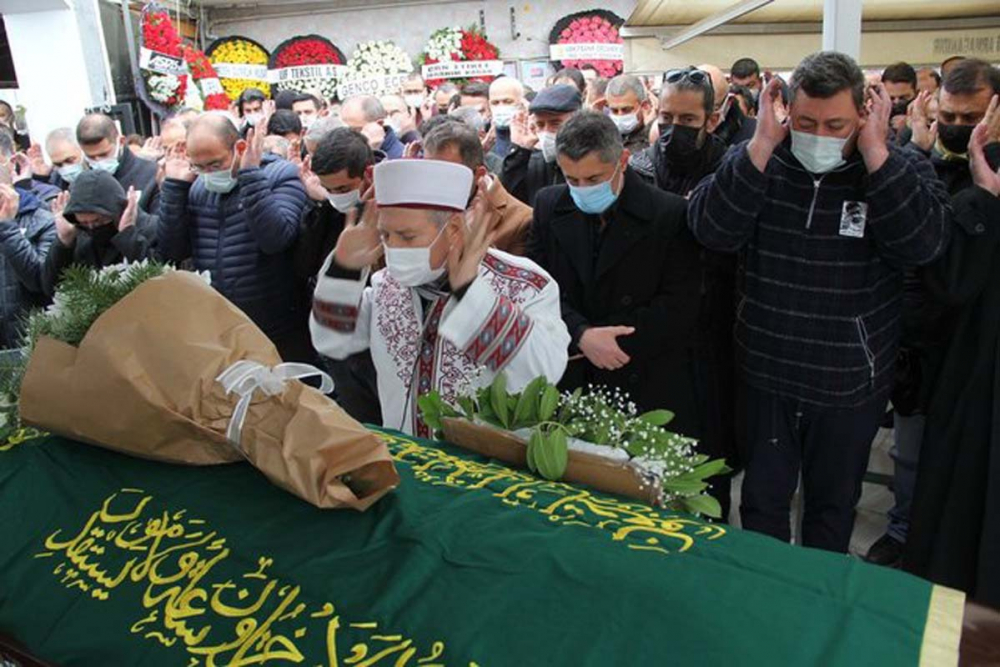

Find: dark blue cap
<box><xmin>529</xmin><ymin>84</ymin><xmax>583</xmax><ymax>115</ymax></box>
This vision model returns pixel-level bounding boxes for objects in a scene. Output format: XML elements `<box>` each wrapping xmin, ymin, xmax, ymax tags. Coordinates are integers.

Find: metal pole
<box><xmin>822</xmin><ymin>0</ymin><xmax>863</xmax><ymax>59</ymax></box>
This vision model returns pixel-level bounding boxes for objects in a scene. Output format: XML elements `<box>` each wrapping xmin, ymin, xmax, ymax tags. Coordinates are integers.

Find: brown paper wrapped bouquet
<box><xmin>7</xmin><ymin>262</ymin><xmax>398</xmax><ymax>510</ymax></box>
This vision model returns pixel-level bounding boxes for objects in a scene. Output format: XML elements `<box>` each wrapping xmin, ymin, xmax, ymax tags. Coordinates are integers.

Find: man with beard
<box><xmin>630</xmin><ymin>66</ymin><xmax>739</xmax><ymax>519</ymax></box>
<box><xmin>605</xmin><ymin>74</ymin><xmax>654</xmax><ymax>154</ymax></box>
<box><xmin>41</xmin><ymin>170</ymin><xmax>157</xmax><ymax>295</ymax></box>
<box><xmin>882</xmin><ymin>62</ymin><xmax>918</xmax><ymax>141</ymax></box>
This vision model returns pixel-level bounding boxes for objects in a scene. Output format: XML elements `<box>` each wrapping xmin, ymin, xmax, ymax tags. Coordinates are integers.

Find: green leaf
<box><xmin>638</xmin><ymin>409</ymin><xmax>674</xmax><ymax>426</ymax></box>
<box><xmin>681</xmin><ymin>493</ymin><xmax>723</xmax><ymax>519</ymax></box>
<box><xmin>535</xmin><ymin>428</ymin><xmax>569</xmax><ymax>481</ymax></box>
<box><xmin>513</xmin><ymin>376</ymin><xmax>546</xmax><ymax>428</ymax></box>
<box><xmin>526</xmin><ymin>429</ymin><xmax>543</xmax><ymax>473</ymax></box>
<box><xmin>688</xmin><ymin>458</ymin><xmax>731</xmax><ymax>481</ymax></box>
<box><xmin>417</xmin><ymin>392</ymin><xmax>443</xmax><ymax>433</ymax></box>
<box><xmin>538</xmin><ymin>385</ymin><xmax>559</xmax><ymax>422</ymax></box>
<box><xmin>661</xmin><ymin>479</ymin><xmax>708</xmax><ymax>495</ymax></box>
<box><xmin>490</xmin><ymin>373</ymin><xmax>509</xmax><ymax>428</ymax></box>
<box><xmin>456</xmin><ymin>396</ymin><xmax>475</xmax><ymax>421</ymax></box>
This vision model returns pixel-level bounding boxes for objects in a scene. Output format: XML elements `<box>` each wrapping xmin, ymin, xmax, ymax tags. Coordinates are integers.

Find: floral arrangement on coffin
<box><xmin>344</xmin><ymin>40</ymin><xmax>413</xmax><ymax>81</ymax></box>
<box><xmin>1</xmin><ymin>262</ymin><xmax>399</xmax><ymax>510</ymax></box>
<box><xmin>183</xmin><ymin>45</ymin><xmax>231</xmax><ymax>111</ymax></box>
<box><xmin>138</xmin><ymin>3</ymin><xmax>188</xmax><ymax>115</ymax></box>
<box><xmin>270</xmin><ymin>34</ymin><xmax>346</xmax><ymax>100</ymax></box>
<box><xmin>206</xmin><ymin>36</ymin><xmax>271</xmax><ymax>101</ymax></box>
<box><xmin>420</xmin><ymin>375</ymin><xmax>730</xmax><ymax>518</ymax></box>
<box><xmin>548</xmin><ymin>9</ymin><xmax>625</xmax><ymax>79</ymax></box>
<box><xmin>418</xmin><ymin>25</ymin><xmax>500</xmax><ymax>88</ymax></box>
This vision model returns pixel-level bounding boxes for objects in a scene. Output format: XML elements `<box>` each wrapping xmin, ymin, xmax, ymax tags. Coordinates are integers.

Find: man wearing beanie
<box><xmin>41</xmin><ymin>170</ymin><xmax>158</xmax><ymax>296</ymax></box>
<box><xmin>310</xmin><ymin>159</ymin><xmax>569</xmax><ymax>437</ymax></box>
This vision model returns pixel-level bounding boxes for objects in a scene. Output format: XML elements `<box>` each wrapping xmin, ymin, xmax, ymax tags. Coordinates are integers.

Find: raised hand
<box><xmin>288</xmin><ymin>137</ymin><xmax>303</xmax><ymax>166</ymax></box>
<box><xmin>299</xmin><ymin>155</ymin><xmax>328</xmax><ymax>202</ymax></box>
<box><xmin>333</xmin><ymin>199</ymin><xmax>382</xmax><ymax>270</ymax></box>
<box><xmin>163</xmin><ymin>143</ymin><xmax>196</xmax><ymax>182</ymax></box>
<box><xmin>447</xmin><ymin>180</ymin><xmax>495</xmax><ymax>292</ymax></box>
<box><xmin>481</xmin><ymin>124</ymin><xmax>496</xmax><ymax>153</ymax></box>
<box><xmin>747</xmin><ymin>77</ymin><xmax>789</xmax><ymax>172</ymax></box>
<box><xmin>403</xmin><ymin>139</ymin><xmax>423</xmax><ymax>159</ymax></box>
<box><xmin>578</xmin><ymin>326</ymin><xmax>635</xmax><ymax>370</ymax></box>
<box><xmin>10</xmin><ymin>152</ymin><xmax>32</xmax><ymax>183</ymax></box>
<box><xmin>510</xmin><ymin>108</ymin><xmax>538</xmax><ymax>150</ymax></box>
<box><xmin>361</xmin><ymin>122</ymin><xmax>386</xmax><ymax>151</ymax></box>
<box><xmin>908</xmin><ymin>90</ymin><xmax>937</xmax><ymax>152</ymax></box>
<box><xmin>0</xmin><ymin>183</ymin><xmax>20</xmax><ymax>222</ymax></box>
<box><xmin>119</xmin><ymin>186</ymin><xmax>139</xmax><ymax>232</ymax></box>
<box><xmin>51</xmin><ymin>191</ymin><xmax>76</xmax><ymax>247</ymax></box>
<box><xmin>26</xmin><ymin>143</ymin><xmax>50</xmax><ymax>177</ymax></box>
<box><xmin>858</xmin><ymin>82</ymin><xmax>891</xmax><ymax>173</ymax></box>
<box><xmin>240</xmin><ymin>127</ymin><xmax>265</xmax><ymax>170</ymax></box>
<box><xmin>138</xmin><ymin>136</ymin><xmax>165</xmax><ymax>161</ymax></box>
<box><xmin>970</xmin><ymin>95</ymin><xmax>1000</xmax><ymax>197</ymax></box>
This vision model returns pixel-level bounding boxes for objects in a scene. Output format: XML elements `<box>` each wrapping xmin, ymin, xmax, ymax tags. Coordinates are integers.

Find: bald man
<box><xmin>698</xmin><ymin>62</ymin><xmax>758</xmax><ymax>145</ymax></box>
<box><xmin>340</xmin><ymin>95</ymin><xmax>404</xmax><ymax>159</ymax></box>
<box><xmin>489</xmin><ymin>76</ymin><xmax>525</xmax><ymax>158</ymax></box>
<box><xmin>76</xmin><ymin>113</ymin><xmax>159</xmax><ymax>212</ymax></box>
<box><xmin>158</xmin><ymin>114</ymin><xmax>312</xmax><ymax>361</ymax></box>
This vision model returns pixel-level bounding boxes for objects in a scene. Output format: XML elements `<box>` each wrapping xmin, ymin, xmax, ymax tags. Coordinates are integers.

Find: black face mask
<box><xmin>659</xmin><ymin>124</ymin><xmax>705</xmax><ymax>169</ymax></box>
<box><xmin>890</xmin><ymin>99</ymin><xmax>912</xmax><ymax>118</ymax></box>
<box><xmin>713</xmin><ymin>101</ymin><xmax>745</xmax><ymax>144</ymax></box>
<box><xmin>937</xmin><ymin>123</ymin><xmax>974</xmax><ymax>155</ymax></box>
<box><xmin>79</xmin><ymin>222</ymin><xmax>117</xmax><ymax>245</ymax></box>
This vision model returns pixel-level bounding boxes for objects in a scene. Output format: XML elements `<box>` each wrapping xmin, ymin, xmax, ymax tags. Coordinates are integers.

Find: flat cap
<box><xmin>528</xmin><ymin>84</ymin><xmax>582</xmax><ymax>114</ymax></box>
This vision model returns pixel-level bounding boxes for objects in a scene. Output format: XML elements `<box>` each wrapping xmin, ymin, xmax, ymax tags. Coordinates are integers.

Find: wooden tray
<box><xmin>441</xmin><ymin>417</ymin><xmax>660</xmax><ymax>506</ymax></box>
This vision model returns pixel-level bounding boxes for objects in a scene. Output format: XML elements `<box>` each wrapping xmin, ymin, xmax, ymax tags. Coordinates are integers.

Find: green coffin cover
<box><xmin>0</xmin><ymin>429</ymin><xmax>963</xmax><ymax>666</ymax></box>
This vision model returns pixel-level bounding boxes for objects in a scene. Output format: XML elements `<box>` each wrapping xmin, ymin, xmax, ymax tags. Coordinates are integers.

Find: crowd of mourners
<box><xmin>1</xmin><ymin>50</ymin><xmax>998</xmax><ymax>609</ymax></box>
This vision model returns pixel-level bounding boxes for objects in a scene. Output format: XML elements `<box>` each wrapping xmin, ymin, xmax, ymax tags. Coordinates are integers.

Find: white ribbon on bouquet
<box><xmin>216</xmin><ymin>360</ymin><xmax>334</xmax><ymax>454</ymax></box>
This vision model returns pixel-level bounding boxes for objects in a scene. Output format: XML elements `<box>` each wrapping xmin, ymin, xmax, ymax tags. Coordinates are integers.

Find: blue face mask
<box><xmin>568</xmin><ymin>162</ymin><xmax>622</xmax><ymax>215</ymax></box>
<box><xmin>201</xmin><ymin>151</ymin><xmax>239</xmax><ymax>194</ymax></box>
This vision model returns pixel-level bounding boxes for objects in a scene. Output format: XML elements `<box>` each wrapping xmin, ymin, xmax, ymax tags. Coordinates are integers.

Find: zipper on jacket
<box><xmin>855</xmin><ymin>316</ymin><xmax>876</xmax><ymax>388</ymax></box>
<box><xmin>805</xmin><ymin>175</ymin><xmax>825</xmax><ymax>230</ymax></box>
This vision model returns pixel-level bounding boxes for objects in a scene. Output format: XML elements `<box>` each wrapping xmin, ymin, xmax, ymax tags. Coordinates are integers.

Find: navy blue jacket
<box><xmin>0</xmin><ymin>191</ymin><xmax>55</xmax><ymax>347</ymax></box>
<box><xmin>688</xmin><ymin>139</ymin><xmax>951</xmax><ymax>407</ymax></box>
<box><xmin>158</xmin><ymin>153</ymin><xmax>308</xmax><ymax>340</ymax></box>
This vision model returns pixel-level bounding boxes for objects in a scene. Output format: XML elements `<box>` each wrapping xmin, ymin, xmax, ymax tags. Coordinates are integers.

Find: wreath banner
<box><xmin>267</xmin><ymin>64</ymin><xmax>349</xmax><ymax>85</ymax></box>
<box><xmin>337</xmin><ymin>72</ymin><xmax>411</xmax><ymax>101</ymax></box>
<box><xmin>549</xmin><ymin>43</ymin><xmax>624</xmax><ymax>62</ymax></box>
<box><xmin>139</xmin><ymin>47</ymin><xmax>186</xmax><ymax>76</ymax></box>
<box><xmin>421</xmin><ymin>59</ymin><xmax>503</xmax><ymax>81</ymax></box>
<box><xmin>212</xmin><ymin>63</ymin><xmax>270</xmax><ymax>81</ymax></box>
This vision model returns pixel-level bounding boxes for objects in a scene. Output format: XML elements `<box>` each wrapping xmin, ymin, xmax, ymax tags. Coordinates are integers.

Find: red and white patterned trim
<box><xmin>312</xmin><ymin>299</ymin><xmax>360</xmax><ymax>333</ymax></box>
<box><xmin>462</xmin><ymin>295</ymin><xmax>532</xmax><ymax>372</ymax></box>
<box><xmin>482</xmin><ymin>254</ymin><xmax>549</xmax><ymax>291</ymax></box>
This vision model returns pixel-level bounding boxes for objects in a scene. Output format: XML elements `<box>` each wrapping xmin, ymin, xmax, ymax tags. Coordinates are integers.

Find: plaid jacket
<box><xmin>688</xmin><ymin>139</ymin><xmax>952</xmax><ymax>407</ymax></box>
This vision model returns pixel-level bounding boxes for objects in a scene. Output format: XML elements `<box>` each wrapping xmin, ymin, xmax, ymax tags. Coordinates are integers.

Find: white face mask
<box><xmin>86</xmin><ymin>143</ymin><xmax>121</xmax><ymax>174</ymax></box>
<box><xmin>790</xmin><ymin>129</ymin><xmax>850</xmax><ymax>174</ymax></box>
<box><xmin>383</xmin><ymin>223</ymin><xmax>448</xmax><ymax>288</ymax></box>
<box><xmin>58</xmin><ymin>163</ymin><xmax>84</xmax><ymax>183</ymax></box>
<box><xmin>244</xmin><ymin>112</ymin><xmax>264</xmax><ymax>127</ymax></box>
<box><xmin>611</xmin><ymin>112</ymin><xmax>640</xmax><ymax>135</ymax></box>
<box><xmin>403</xmin><ymin>94</ymin><xmax>425</xmax><ymax>109</ymax></box>
<box><xmin>491</xmin><ymin>104</ymin><xmax>517</xmax><ymax>129</ymax></box>
<box><xmin>326</xmin><ymin>188</ymin><xmax>360</xmax><ymax>213</ymax></box>
<box><xmin>537</xmin><ymin>131</ymin><xmax>557</xmax><ymax>163</ymax></box>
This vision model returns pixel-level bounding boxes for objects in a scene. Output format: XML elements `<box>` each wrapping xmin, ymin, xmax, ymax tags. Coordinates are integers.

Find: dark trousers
<box><xmin>740</xmin><ymin>383</ymin><xmax>886</xmax><ymax>553</ymax></box>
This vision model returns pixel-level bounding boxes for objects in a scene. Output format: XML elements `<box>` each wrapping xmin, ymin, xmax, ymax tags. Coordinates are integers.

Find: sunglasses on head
<box><xmin>664</xmin><ymin>68</ymin><xmax>711</xmax><ymax>87</ymax></box>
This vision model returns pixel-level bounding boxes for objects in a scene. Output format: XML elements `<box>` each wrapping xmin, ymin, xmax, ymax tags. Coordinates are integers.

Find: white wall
<box><xmin>209</xmin><ymin>0</ymin><xmax>638</xmax><ymax>65</ymax></box>
<box><xmin>3</xmin><ymin>2</ymin><xmax>113</xmax><ymax>142</ymax></box>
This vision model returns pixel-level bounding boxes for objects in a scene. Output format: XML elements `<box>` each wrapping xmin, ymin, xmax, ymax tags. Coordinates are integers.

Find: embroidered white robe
<box><xmin>310</xmin><ymin>249</ymin><xmax>570</xmax><ymax>437</ymax></box>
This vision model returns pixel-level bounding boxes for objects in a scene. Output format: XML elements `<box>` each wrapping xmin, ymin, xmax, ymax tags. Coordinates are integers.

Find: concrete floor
<box><xmin>727</xmin><ymin>427</ymin><xmax>895</xmax><ymax>558</ymax></box>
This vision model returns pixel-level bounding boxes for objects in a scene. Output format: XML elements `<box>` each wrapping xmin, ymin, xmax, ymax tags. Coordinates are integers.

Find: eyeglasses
<box><xmin>664</xmin><ymin>68</ymin><xmax>712</xmax><ymax>88</ymax></box>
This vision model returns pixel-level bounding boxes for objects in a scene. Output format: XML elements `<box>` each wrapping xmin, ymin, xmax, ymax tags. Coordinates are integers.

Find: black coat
<box><xmin>293</xmin><ymin>200</ymin><xmax>346</xmax><ymax>291</ymax></box>
<box><xmin>43</xmin><ymin>149</ymin><xmax>160</xmax><ymax>213</ymax></box>
<box><xmin>527</xmin><ymin>167</ymin><xmax>704</xmax><ymax>437</ymax></box>
<box><xmin>501</xmin><ymin>145</ymin><xmax>564</xmax><ymax>207</ymax></box>
<box><xmin>904</xmin><ymin>186</ymin><xmax>1000</xmax><ymax>608</ymax></box>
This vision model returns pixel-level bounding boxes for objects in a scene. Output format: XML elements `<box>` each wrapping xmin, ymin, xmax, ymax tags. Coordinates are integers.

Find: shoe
<box><xmin>864</xmin><ymin>534</ymin><xmax>903</xmax><ymax>567</ymax></box>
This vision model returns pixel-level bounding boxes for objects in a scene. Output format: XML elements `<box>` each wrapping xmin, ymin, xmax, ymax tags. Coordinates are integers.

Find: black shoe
<box><xmin>864</xmin><ymin>534</ymin><xmax>903</xmax><ymax>567</ymax></box>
